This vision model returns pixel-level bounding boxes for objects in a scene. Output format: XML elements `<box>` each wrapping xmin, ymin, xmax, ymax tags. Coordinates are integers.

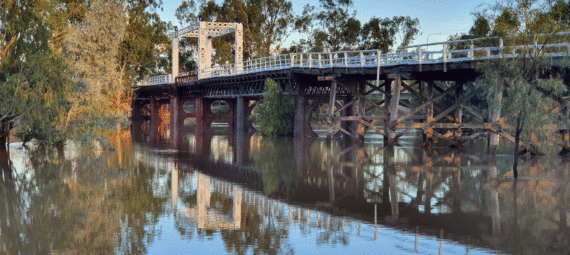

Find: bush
<box><xmin>250</xmin><ymin>79</ymin><xmax>295</xmax><ymax>136</ymax></box>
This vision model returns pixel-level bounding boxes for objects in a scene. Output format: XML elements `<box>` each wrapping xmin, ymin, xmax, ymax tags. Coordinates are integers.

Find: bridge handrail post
<box><xmin>360</xmin><ymin>51</ymin><xmax>364</xmax><ymax>68</ymax></box>
<box><xmin>300</xmin><ymin>54</ymin><xmax>303</xmax><ymax>68</ymax></box>
<box><xmin>418</xmin><ymin>45</ymin><xmax>422</xmax><ymax>71</ymax></box>
<box><xmin>318</xmin><ymin>53</ymin><xmax>322</xmax><ymax>68</ymax></box>
<box><xmin>377</xmin><ymin>50</ymin><xmax>381</xmax><ymax>67</ymax></box>
<box><xmin>376</xmin><ymin>50</ymin><xmax>381</xmax><ymax>87</ymax></box>
<box><xmin>344</xmin><ymin>52</ymin><xmax>348</xmax><ymax>68</ymax></box>
<box><xmin>329</xmin><ymin>53</ymin><xmax>333</xmax><ymax>68</ymax></box>
<box><xmin>470</xmin><ymin>42</ymin><xmax>475</xmax><ymax>60</ymax></box>
<box><xmin>309</xmin><ymin>53</ymin><xmax>313</xmax><ymax>68</ymax></box>
<box><xmin>443</xmin><ymin>43</ymin><xmax>447</xmax><ymax>72</ymax></box>
<box><xmin>534</xmin><ymin>36</ymin><xmax>540</xmax><ymax>57</ymax></box>
<box><xmin>290</xmin><ymin>53</ymin><xmax>294</xmax><ymax>68</ymax></box>
<box><xmin>499</xmin><ymin>38</ymin><xmax>504</xmax><ymax>58</ymax></box>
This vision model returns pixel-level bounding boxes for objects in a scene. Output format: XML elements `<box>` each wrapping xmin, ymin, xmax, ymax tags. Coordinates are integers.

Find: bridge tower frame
<box><xmin>171</xmin><ymin>21</ymin><xmax>243</xmax><ymax>78</ymax></box>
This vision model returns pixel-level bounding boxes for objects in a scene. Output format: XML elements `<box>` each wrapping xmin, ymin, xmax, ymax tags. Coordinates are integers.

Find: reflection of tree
<box><xmin>316</xmin><ymin>217</ymin><xmax>349</xmax><ymax>246</ymax></box>
<box><xmin>490</xmin><ymin>158</ymin><xmax>570</xmax><ymax>254</ymax></box>
<box><xmin>0</xmin><ymin>133</ymin><xmax>168</xmax><ymax>254</ymax></box>
<box><xmin>220</xmin><ymin>203</ymin><xmax>291</xmax><ymax>255</ymax></box>
<box><xmin>252</xmin><ymin>137</ymin><xmax>294</xmax><ymax>196</ymax></box>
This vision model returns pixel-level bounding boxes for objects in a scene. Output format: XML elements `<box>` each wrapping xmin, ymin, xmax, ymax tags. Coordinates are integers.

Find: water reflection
<box><xmin>1</xmin><ymin>121</ymin><xmax>569</xmax><ymax>254</ymax></box>
<box><xmin>154</xmin><ymin>124</ymin><xmax>570</xmax><ymax>254</ymax></box>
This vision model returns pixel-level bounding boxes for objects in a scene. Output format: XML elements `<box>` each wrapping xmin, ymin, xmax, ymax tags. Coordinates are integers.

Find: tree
<box><xmin>250</xmin><ymin>79</ymin><xmax>295</xmax><ymax>136</ymax></box>
<box><xmin>64</xmin><ymin>0</ymin><xmax>127</xmax><ymax>139</ymax></box>
<box><xmin>297</xmin><ymin>0</ymin><xmax>361</xmax><ymax>51</ymax></box>
<box><xmin>469</xmin><ymin>0</ymin><xmax>570</xmax><ymax>176</ymax></box>
<box><xmin>119</xmin><ymin>0</ymin><xmax>170</xmax><ymax>89</ymax></box>
<box><xmin>0</xmin><ymin>0</ymin><xmax>78</xmax><ymax>149</ymax></box>
<box><xmin>360</xmin><ymin>16</ymin><xmax>420</xmax><ymax>52</ymax></box>
<box><xmin>295</xmin><ymin>0</ymin><xmax>420</xmax><ymax>53</ymax></box>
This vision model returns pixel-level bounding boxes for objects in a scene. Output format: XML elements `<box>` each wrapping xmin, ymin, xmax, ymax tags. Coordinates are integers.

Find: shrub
<box><xmin>250</xmin><ymin>79</ymin><xmax>295</xmax><ymax>136</ymax></box>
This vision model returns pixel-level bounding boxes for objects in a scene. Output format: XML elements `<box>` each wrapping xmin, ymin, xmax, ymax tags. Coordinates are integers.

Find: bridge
<box><xmin>132</xmin><ymin>21</ymin><xmax>570</xmax><ymax>153</ymax></box>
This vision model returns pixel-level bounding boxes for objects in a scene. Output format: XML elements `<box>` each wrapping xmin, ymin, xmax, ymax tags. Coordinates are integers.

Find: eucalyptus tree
<box><xmin>64</xmin><ymin>0</ymin><xmax>127</xmax><ymax>138</ymax></box>
<box><xmin>296</xmin><ymin>0</ymin><xmax>361</xmax><ymax>51</ymax></box>
<box><xmin>295</xmin><ymin>0</ymin><xmax>420</xmax><ymax>53</ymax></box>
<box><xmin>119</xmin><ymin>0</ymin><xmax>170</xmax><ymax>89</ymax></box>
<box><xmin>467</xmin><ymin>0</ymin><xmax>570</xmax><ymax>174</ymax></box>
<box><xmin>0</xmin><ymin>0</ymin><xmax>79</xmax><ymax>149</ymax></box>
<box><xmin>360</xmin><ymin>16</ymin><xmax>420</xmax><ymax>52</ymax></box>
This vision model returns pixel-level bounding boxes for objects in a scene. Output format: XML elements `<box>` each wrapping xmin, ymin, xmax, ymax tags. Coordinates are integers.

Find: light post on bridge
<box><xmin>426</xmin><ymin>33</ymin><xmax>442</xmax><ymax>59</ymax></box>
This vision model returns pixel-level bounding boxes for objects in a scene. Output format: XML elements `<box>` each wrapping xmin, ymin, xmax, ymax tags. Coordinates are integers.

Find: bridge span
<box><xmin>132</xmin><ymin>21</ymin><xmax>570</xmax><ymax>152</ymax></box>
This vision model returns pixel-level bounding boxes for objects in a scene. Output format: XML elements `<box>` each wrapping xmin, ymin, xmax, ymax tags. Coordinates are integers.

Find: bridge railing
<box><xmin>197</xmin><ymin>50</ymin><xmax>384</xmax><ymax>79</ymax></box>
<box><xmin>398</xmin><ymin>32</ymin><xmax>570</xmax><ymax>67</ymax></box>
<box><xmin>140</xmin><ymin>32</ymin><xmax>570</xmax><ymax>83</ymax></box>
<box><xmin>137</xmin><ymin>74</ymin><xmax>173</xmax><ymax>86</ymax></box>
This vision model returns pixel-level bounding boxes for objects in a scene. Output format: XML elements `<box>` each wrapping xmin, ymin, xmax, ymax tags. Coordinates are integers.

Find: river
<box><xmin>0</xmin><ymin>124</ymin><xmax>569</xmax><ymax>254</ymax></box>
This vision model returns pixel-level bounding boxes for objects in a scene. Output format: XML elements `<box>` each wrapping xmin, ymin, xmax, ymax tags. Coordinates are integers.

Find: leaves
<box><xmin>360</xmin><ymin>16</ymin><xmax>420</xmax><ymax>52</ymax></box>
<box><xmin>470</xmin><ymin>0</ymin><xmax>570</xmax><ymax>154</ymax></box>
<box><xmin>251</xmin><ymin>78</ymin><xmax>295</xmax><ymax>136</ymax></box>
<box><xmin>292</xmin><ymin>0</ymin><xmax>419</xmax><ymax>53</ymax></box>
<box><xmin>64</xmin><ymin>0</ymin><xmax>126</xmax><ymax>118</ymax></box>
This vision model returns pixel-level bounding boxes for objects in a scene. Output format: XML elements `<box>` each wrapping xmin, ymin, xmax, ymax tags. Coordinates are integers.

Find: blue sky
<box><xmin>158</xmin><ymin>0</ymin><xmax>496</xmax><ymax>47</ymax></box>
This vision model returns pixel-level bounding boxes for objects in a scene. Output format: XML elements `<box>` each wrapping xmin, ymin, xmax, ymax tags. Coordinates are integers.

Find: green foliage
<box><xmin>468</xmin><ymin>0</ymin><xmax>570</xmax><ymax>153</ymax></box>
<box><xmin>0</xmin><ymin>0</ymin><xmax>76</xmax><ymax>147</ymax></box>
<box><xmin>64</xmin><ymin>0</ymin><xmax>127</xmax><ymax>134</ymax></box>
<box><xmin>294</xmin><ymin>0</ymin><xmax>420</xmax><ymax>52</ymax></box>
<box><xmin>1</xmin><ymin>0</ymin><xmax>170</xmax><ymax>148</ymax></box>
<box><xmin>296</xmin><ymin>0</ymin><xmax>360</xmax><ymax>51</ymax></box>
<box><xmin>12</xmin><ymin>53</ymin><xmax>74</xmax><ymax>146</ymax></box>
<box><xmin>120</xmin><ymin>0</ymin><xmax>170</xmax><ymax>87</ymax></box>
<box><xmin>360</xmin><ymin>16</ymin><xmax>420</xmax><ymax>52</ymax></box>
<box><xmin>251</xmin><ymin>78</ymin><xmax>295</xmax><ymax>136</ymax></box>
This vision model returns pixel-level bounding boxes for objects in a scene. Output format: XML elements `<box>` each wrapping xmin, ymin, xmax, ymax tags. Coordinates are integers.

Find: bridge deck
<box><xmin>137</xmin><ymin>33</ymin><xmax>570</xmax><ymax>87</ymax></box>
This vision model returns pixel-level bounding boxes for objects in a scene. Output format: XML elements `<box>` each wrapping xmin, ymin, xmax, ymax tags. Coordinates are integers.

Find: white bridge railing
<box><xmin>137</xmin><ymin>32</ymin><xmax>570</xmax><ymax>86</ymax></box>
<box><xmin>137</xmin><ymin>74</ymin><xmax>173</xmax><ymax>86</ymax></box>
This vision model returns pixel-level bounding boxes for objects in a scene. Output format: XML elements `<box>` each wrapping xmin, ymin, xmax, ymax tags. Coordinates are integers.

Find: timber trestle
<box><xmin>134</xmin><ymin>21</ymin><xmax>570</xmax><ymax>152</ymax></box>
<box><xmin>133</xmin><ymin>65</ymin><xmax>568</xmax><ymax>155</ymax></box>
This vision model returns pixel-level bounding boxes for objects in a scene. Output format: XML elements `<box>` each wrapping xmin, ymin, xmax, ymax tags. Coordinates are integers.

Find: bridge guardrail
<box><xmin>137</xmin><ymin>74</ymin><xmax>173</xmax><ymax>86</ymax></box>
<box><xmin>139</xmin><ymin>32</ymin><xmax>570</xmax><ymax>85</ymax></box>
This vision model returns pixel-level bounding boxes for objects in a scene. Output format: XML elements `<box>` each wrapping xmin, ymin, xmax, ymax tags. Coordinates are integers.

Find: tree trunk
<box><xmin>54</xmin><ymin>140</ymin><xmax>65</xmax><ymax>159</ymax></box>
<box><xmin>513</xmin><ymin>113</ymin><xmax>524</xmax><ymax>179</ymax></box>
<box><xmin>0</xmin><ymin>133</ymin><xmax>6</xmax><ymax>152</ymax></box>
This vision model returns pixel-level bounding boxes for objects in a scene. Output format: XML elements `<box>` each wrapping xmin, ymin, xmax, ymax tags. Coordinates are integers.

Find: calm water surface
<box><xmin>1</xmin><ymin>125</ymin><xmax>569</xmax><ymax>254</ymax></box>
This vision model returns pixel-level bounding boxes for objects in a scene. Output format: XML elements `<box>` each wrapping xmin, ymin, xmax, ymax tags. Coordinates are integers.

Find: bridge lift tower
<box><xmin>171</xmin><ymin>21</ymin><xmax>244</xmax><ymax>78</ymax></box>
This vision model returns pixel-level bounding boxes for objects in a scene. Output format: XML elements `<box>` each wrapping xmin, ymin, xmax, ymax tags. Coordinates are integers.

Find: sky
<box><xmin>157</xmin><ymin>0</ymin><xmax>496</xmax><ymax>48</ymax></box>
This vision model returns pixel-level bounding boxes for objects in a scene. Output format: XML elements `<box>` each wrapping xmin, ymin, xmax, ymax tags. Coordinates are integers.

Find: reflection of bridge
<box><xmin>174</xmin><ymin>172</ymin><xmax>242</xmax><ymax>230</ymax></box>
<box><xmin>132</xmin><ymin>21</ymin><xmax>570</xmax><ymax>154</ymax></box>
<box><xmin>133</xmin><ymin>114</ymin><xmax>569</xmax><ymax>254</ymax></box>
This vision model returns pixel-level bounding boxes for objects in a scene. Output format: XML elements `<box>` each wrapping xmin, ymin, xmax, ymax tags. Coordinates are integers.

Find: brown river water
<box><xmin>1</xmin><ymin>123</ymin><xmax>569</xmax><ymax>254</ymax></box>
